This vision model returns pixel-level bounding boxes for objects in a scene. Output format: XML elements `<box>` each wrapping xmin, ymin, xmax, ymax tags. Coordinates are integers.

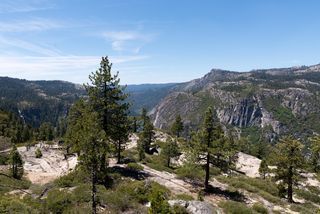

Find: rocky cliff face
<box><xmin>150</xmin><ymin>64</ymin><xmax>320</xmax><ymax>141</ymax></box>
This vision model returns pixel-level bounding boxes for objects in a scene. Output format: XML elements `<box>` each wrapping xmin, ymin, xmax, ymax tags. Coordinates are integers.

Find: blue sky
<box><xmin>0</xmin><ymin>0</ymin><xmax>320</xmax><ymax>84</ymax></box>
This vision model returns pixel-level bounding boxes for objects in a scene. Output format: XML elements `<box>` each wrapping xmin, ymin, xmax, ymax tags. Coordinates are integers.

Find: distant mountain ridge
<box><xmin>1</xmin><ymin>63</ymin><xmax>320</xmax><ymax>141</ymax></box>
<box><xmin>150</xmin><ymin>64</ymin><xmax>320</xmax><ymax>142</ymax></box>
<box><xmin>0</xmin><ymin>77</ymin><xmax>176</xmax><ymax>126</ymax></box>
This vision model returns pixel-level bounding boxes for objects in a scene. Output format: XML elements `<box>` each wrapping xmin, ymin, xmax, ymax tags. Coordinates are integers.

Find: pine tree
<box><xmin>188</xmin><ymin>107</ymin><xmax>227</xmax><ymax>190</ymax></box>
<box><xmin>112</xmin><ymin>106</ymin><xmax>130</xmax><ymax>164</ymax></box>
<box><xmin>259</xmin><ymin>159</ymin><xmax>268</xmax><ymax>179</ymax></box>
<box><xmin>139</xmin><ymin>118</ymin><xmax>154</xmax><ymax>153</ymax></box>
<box><xmin>22</xmin><ymin>125</ymin><xmax>31</xmax><ymax>142</ymax></box>
<box><xmin>132</xmin><ymin>116</ymin><xmax>138</xmax><ymax>133</ymax></box>
<box><xmin>310</xmin><ymin>136</ymin><xmax>320</xmax><ymax>172</ymax></box>
<box><xmin>39</xmin><ymin>122</ymin><xmax>54</xmax><ymax>141</ymax></box>
<box><xmin>66</xmin><ymin>56</ymin><xmax>129</xmax><ymax>214</ymax></box>
<box><xmin>141</xmin><ymin>108</ymin><xmax>148</xmax><ymax>127</ymax></box>
<box><xmin>86</xmin><ymin>56</ymin><xmax>129</xmax><ymax>170</ymax></box>
<box><xmin>56</xmin><ymin>117</ymin><xmax>67</xmax><ymax>138</ymax></box>
<box><xmin>273</xmin><ymin>136</ymin><xmax>304</xmax><ymax>203</ymax></box>
<box><xmin>222</xmin><ymin>135</ymin><xmax>238</xmax><ymax>174</ymax></box>
<box><xmin>9</xmin><ymin>144</ymin><xmax>23</xmax><ymax>179</ymax></box>
<box><xmin>171</xmin><ymin>115</ymin><xmax>184</xmax><ymax>137</ymax></box>
<box><xmin>66</xmin><ymin>100</ymin><xmax>106</xmax><ymax>214</ymax></box>
<box><xmin>161</xmin><ymin>139</ymin><xmax>180</xmax><ymax>168</ymax></box>
<box><xmin>138</xmin><ymin>140</ymin><xmax>145</xmax><ymax>161</ymax></box>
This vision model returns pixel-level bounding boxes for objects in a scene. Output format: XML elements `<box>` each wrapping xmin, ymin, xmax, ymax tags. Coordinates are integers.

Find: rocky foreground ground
<box><xmin>17</xmin><ymin>143</ymin><xmax>77</xmax><ymax>185</ymax></box>
<box><xmin>1</xmin><ymin>133</ymin><xmax>319</xmax><ymax>213</ymax></box>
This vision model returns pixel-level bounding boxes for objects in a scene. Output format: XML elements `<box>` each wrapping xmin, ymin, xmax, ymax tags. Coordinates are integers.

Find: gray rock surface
<box><xmin>168</xmin><ymin>200</ymin><xmax>215</xmax><ymax>214</ymax></box>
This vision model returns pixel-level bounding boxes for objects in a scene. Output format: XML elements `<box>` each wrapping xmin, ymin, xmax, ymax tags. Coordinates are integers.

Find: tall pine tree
<box><xmin>310</xmin><ymin>136</ymin><xmax>320</xmax><ymax>172</ymax></box>
<box><xmin>171</xmin><ymin>115</ymin><xmax>184</xmax><ymax>138</ymax></box>
<box><xmin>66</xmin><ymin>56</ymin><xmax>130</xmax><ymax>214</ymax></box>
<box><xmin>86</xmin><ymin>56</ymin><xmax>130</xmax><ymax>167</ymax></box>
<box><xmin>273</xmin><ymin>136</ymin><xmax>304</xmax><ymax>203</ymax></box>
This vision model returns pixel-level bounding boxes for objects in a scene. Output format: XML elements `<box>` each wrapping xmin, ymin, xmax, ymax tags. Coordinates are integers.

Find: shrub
<box><xmin>72</xmin><ymin>184</ymin><xmax>91</xmax><ymax>203</ymax></box>
<box><xmin>46</xmin><ymin>189</ymin><xmax>72</xmax><ymax>213</ymax></box>
<box><xmin>149</xmin><ymin>187</ymin><xmax>171</xmax><ymax>214</ymax></box>
<box><xmin>197</xmin><ymin>190</ymin><xmax>204</xmax><ymax>201</ymax></box>
<box><xmin>252</xmin><ymin>203</ymin><xmax>268</xmax><ymax>214</ymax></box>
<box><xmin>172</xmin><ymin>204</ymin><xmax>189</xmax><ymax>214</ymax></box>
<box><xmin>99</xmin><ymin>180</ymin><xmax>152</xmax><ymax>212</ymax></box>
<box><xmin>290</xmin><ymin>203</ymin><xmax>318</xmax><ymax>214</ymax></box>
<box><xmin>35</xmin><ymin>148</ymin><xmax>42</xmax><ymax>158</ymax></box>
<box><xmin>0</xmin><ymin>154</ymin><xmax>8</xmax><ymax>165</ymax></box>
<box><xmin>307</xmin><ymin>185</ymin><xmax>320</xmax><ymax>195</ymax></box>
<box><xmin>217</xmin><ymin>175</ymin><xmax>281</xmax><ymax>204</ymax></box>
<box><xmin>174</xmin><ymin>193</ymin><xmax>194</xmax><ymax>201</ymax></box>
<box><xmin>0</xmin><ymin>197</ymin><xmax>33</xmax><ymax>213</ymax></box>
<box><xmin>114</xmin><ymin>180</ymin><xmax>149</xmax><ymax>204</ymax></box>
<box><xmin>0</xmin><ymin>173</ymin><xmax>31</xmax><ymax>194</ymax></box>
<box><xmin>101</xmin><ymin>189</ymin><xmax>134</xmax><ymax>212</ymax></box>
<box><xmin>144</xmin><ymin>155</ymin><xmax>174</xmax><ymax>173</ymax></box>
<box><xmin>122</xmin><ymin>148</ymin><xmax>139</xmax><ymax>163</ymax></box>
<box><xmin>210</xmin><ymin>166</ymin><xmax>222</xmax><ymax>176</ymax></box>
<box><xmin>295</xmin><ymin>189</ymin><xmax>320</xmax><ymax>204</ymax></box>
<box><xmin>176</xmin><ymin>163</ymin><xmax>204</xmax><ymax>181</ymax></box>
<box><xmin>219</xmin><ymin>201</ymin><xmax>253</xmax><ymax>214</ymax></box>
<box><xmin>127</xmin><ymin>162</ymin><xmax>144</xmax><ymax>171</ymax></box>
<box><xmin>55</xmin><ymin>168</ymin><xmax>89</xmax><ymax>187</ymax></box>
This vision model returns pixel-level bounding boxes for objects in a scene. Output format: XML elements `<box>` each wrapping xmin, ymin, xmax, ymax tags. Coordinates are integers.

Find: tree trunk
<box><xmin>167</xmin><ymin>157</ymin><xmax>170</xmax><ymax>168</ymax></box>
<box><xmin>287</xmin><ymin>166</ymin><xmax>293</xmax><ymax>203</ymax></box>
<box><xmin>91</xmin><ymin>165</ymin><xmax>97</xmax><ymax>214</ymax></box>
<box><xmin>204</xmin><ymin>152</ymin><xmax>210</xmax><ymax>191</ymax></box>
<box><xmin>117</xmin><ymin>140</ymin><xmax>121</xmax><ymax>164</ymax></box>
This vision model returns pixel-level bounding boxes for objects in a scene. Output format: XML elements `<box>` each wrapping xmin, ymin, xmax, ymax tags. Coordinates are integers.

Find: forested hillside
<box><xmin>0</xmin><ymin>77</ymin><xmax>85</xmax><ymax>127</ymax></box>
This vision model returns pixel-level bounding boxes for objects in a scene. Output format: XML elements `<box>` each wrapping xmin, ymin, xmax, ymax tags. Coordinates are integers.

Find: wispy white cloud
<box><xmin>0</xmin><ymin>0</ymin><xmax>54</xmax><ymax>13</ymax></box>
<box><xmin>0</xmin><ymin>36</ymin><xmax>61</xmax><ymax>56</ymax></box>
<box><xmin>0</xmin><ymin>55</ymin><xmax>149</xmax><ymax>83</ymax></box>
<box><xmin>0</xmin><ymin>18</ymin><xmax>62</xmax><ymax>32</ymax></box>
<box><xmin>102</xmin><ymin>31</ymin><xmax>154</xmax><ymax>53</ymax></box>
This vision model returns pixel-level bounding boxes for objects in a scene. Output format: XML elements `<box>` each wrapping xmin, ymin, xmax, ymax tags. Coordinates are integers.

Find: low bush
<box><xmin>46</xmin><ymin>189</ymin><xmax>72</xmax><ymax>213</ymax></box>
<box><xmin>176</xmin><ymin>163</ymin><xmax>204</xmax><ymax>181</ymax></box>
<box><xmin>0</xmin><ymin>173</ymin><xmax>31</xmax><ymax>194</ymax></box>
<box><xmin>174</xmin><ymin>193</ymin><xmax>194</xmax><ymax>201</ymax></box>
<box><xmin>0</xmin><ymin>196</ymin><xmax>35</xmax><ymax>213</ymax></box>
<box><xmin>295</xmin><ymin>189</ymin><xmax>320</xmax><ymax>204</ymax></box>
<box><xmin>252</xmin><ymin>203</ymin><xmax>268</xmax><ymax>214</ymax></box>
<box><xmin>290</xmin><ymin>203</ymin><xmax>318</xmax><ymax>214</ymax></box>
<box><xmin>219</xmin><ymin>201</ymin><xmax>253</xmax><ymax>214</ymax></box>
<box><xmin>35</xmin><ymin>148</ymin><xmax>42</xmax><ymax>158</ymax></box>
<box><xmin>0</xmin><ymin>153</ymin><xmax>8</xmax><ymax>165</ymax></box>
<box><xmin>172</xmin><ymin>204</ymin><xmax>189</xmax><ymax>214</ymax></box>
<box><xmin>55</xmin><ymin>167</ymin><xmax>89</xmax><ymax>187</ymax></box>
<box><xmin>306</xmin><ymin>185</ymin><xmax>320</xmax><ymax>195</ymax></box>
<box><xmin>99</xmin><ymin>180</ymin><xmax>163</xmax><ymax>213</ymax></box>
<box><xmin>127</xmin><ymin>162</ymin><xmax>144</xmax><ymax>171</ymax></box>
<box><xmin>144</xmin><ymin>155</ymin><xmax>175</xmax><ymax>173</ymax></box>
<box><xmin>122</xmin><ymin>149</ymin><xmax>139</xmax><ymax>163</ymax></box>
<box><xmin>72</xmin><ymin>184</ymin><xmax>91</xmax><ymax>203</ymax></box>
<box><xmin>217</xmin><ymin>175</ymin><xmax>281</xmax><ymax>204</ymax></box>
